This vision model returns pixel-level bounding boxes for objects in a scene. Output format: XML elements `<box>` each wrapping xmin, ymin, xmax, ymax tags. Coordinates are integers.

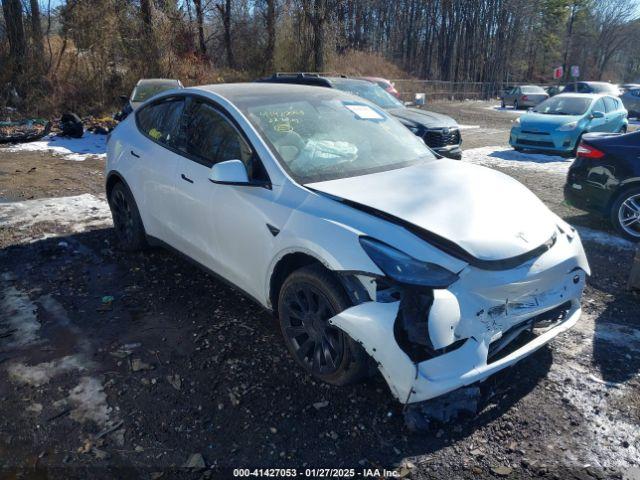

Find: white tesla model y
<box><xmin>106</xmin><ymin>83</ymin><xmax>589</xmax><ymax>406</ymax></box>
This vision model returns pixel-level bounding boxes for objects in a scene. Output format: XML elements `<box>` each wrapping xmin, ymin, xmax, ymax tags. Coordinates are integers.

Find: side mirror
<box><xmin>591</xmin><ymin>110</ymin><xmax>605</xmax><ymax>119</ymax></box>
<box><xmin>119</xmin><ymin>95</ymin><xmax>129</xmax><ymax>103</ymax></box>
<box><xmin>209</xmin><ymin>159</ymin><xmax>249</xmax><ymax>185</ymax></box>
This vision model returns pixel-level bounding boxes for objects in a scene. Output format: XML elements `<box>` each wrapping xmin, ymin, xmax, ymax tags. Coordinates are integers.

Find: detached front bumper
<box><xmin>330</xmin><ymin>228</ymin><xmax>589</xmax><ymax>404</ymax></box>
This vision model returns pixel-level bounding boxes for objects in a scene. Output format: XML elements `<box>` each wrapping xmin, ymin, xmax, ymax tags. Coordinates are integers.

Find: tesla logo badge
<box><xmin>516</xmin><ymin>232</ymin><xmax>529</xmax><ymax>243</ymax></box>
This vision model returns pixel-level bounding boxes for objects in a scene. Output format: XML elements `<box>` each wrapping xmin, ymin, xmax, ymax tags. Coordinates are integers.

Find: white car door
<box><xmin>171</xmin><ymin>97</ymin><xmax>285</xmax><ymax>301</ymax></box>
<box><xmin>129</xmin><ymin>96</ymin><xmax>185</xmax><ymax>241</ymax></box>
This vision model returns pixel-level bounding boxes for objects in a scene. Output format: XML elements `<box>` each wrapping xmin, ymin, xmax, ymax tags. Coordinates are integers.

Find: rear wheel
<box><xmin>108</xmin><ymin>182</ymin><xmax>147</xmax><ymax>251</ymax></box>
<box><xmin>514</xmin><ymin>100</ymin><xmax>519</xmax><ymax>110</ymax></box>
<box><xmin>500</xmin><ymin>99</ymin><xmax>505</xmax><ymax>108</ymax></box>
<box><xmin>611</xmin><ymin>187</ymin><xmax>640</xmax><ymax>242</ymax></box>
<box><xmin>620</xmin><ymin>125</ymin><xmax>628</xmax><ymax>134</ymax></box>
<box><xmin>277</xmin><ymin>264</ymin><xmax>370</xmax><ymax>386</ymax></box>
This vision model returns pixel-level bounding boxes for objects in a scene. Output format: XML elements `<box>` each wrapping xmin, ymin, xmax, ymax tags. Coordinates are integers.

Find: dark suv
<box><xmin>562</xmin><ymin>82</ymin><xmax>620</xmax><ymax>95</ymax></box>
<box><xmin>257</xmin><ymin>73</ymin><xmax>463</xmax><ymax>159</ymax></box>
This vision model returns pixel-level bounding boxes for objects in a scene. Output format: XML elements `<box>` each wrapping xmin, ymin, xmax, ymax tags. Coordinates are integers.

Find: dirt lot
<box><xmin>1</xmin><ymin>101</ymin><xmax>639</xmax><ymax>480</ymax></box>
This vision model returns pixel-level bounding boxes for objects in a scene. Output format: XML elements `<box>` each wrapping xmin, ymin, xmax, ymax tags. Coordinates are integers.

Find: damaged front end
<box><xmin>330</xmin><ymin>226</ymin><xmax>589</xmax><ymax>405</ymax></box>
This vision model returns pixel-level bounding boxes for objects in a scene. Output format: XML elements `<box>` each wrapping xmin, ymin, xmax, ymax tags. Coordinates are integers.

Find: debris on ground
<box><xmin>0</xmin><ymin>119</ymin><xmax>51</xmax><ymax>144</ymax></box>
<box><xmin>182</xmin><ymin>453</ymin><xmax>206</xmax><ymax>470</ymax></box>
<box><xmin>403</xmin><ymin>386</ymin><xmax>481</xmax><ymax>431</ymax></box>
<box><xmin>59</xmin><ymin>112</ymin><xmax>84</xmax><ymax>138</ymax></box>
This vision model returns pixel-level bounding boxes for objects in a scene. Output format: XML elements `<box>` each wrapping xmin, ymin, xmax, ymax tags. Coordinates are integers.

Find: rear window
<box><xmin>521</xmin><ymin>86</ymin><xmax>545</xmax><ymax>94</ymax></box>
<box><xmin>132</xmin><ymin>82</ymin><xmax>180</xmax><ymax>103</ymax></box>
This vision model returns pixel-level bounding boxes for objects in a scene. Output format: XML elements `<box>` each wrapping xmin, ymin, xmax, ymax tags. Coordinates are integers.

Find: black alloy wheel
<box><xmin>277</xmin><ymin>264</ymin><xmax>370</xmax><ymax>385</ymax></box>
<box><xmin>281</xmin><ymin>282</ymin><xmax>345</xmax><ymax>376</ymax></box>
<box><xmin>109</xmin><ymin>182</ymin><xmax>147</xmax><ymax>251</ymax></box>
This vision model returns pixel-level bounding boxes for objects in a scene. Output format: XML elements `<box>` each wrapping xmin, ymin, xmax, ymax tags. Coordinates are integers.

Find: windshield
<box><xmin>532</xmin><ymin>96</ymin><xmax>592</xmax><ymax>115</ymax></box>
<box><xmin>521</xmin><ymin>86</ymin><xmax>545</xmax><ymax>94</ymax></box>
<box><xmin>235</xmin><ymin>90</ymin><xmax>435</xmax><ymax>184</ymax></box>
<box><xmin>132</xmin><ymin>82</ymin><xmax>180</xmax><ymax>103</ymax></box>
<box><xmin>330</xmin><ymin>79</ymin><xmax>404</xmax><ymax>110</ymax></box>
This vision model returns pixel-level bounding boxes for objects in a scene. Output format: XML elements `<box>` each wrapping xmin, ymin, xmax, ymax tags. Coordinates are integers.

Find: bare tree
<box><xmin>2</xmin><ymin>0</ymin><xmax>27</xmax><ymax>71</ymax></box>
<box><xmin>216</xmin><ymin>0</ymin><xmax>235</xmax><ymax>68</ymax></box>
<box><xmin>194</xmin><ymin>0</ymin><xmax>207</xmax><ymax>56</ymax></box>
<box><xmin>263</xmin><ymin>0</ymin><xmax>277</xmax><ymax>72</ymax></box>
<box><xmin>28</xmin><ymin>0</ymin><xmax>44</xmax><ymax>60</ymax></box>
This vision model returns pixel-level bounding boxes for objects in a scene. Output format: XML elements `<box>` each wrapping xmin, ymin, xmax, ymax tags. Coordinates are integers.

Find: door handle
<box><xmin>181</xmin><ymin>173</ymin><xmax>194</xmax><ymax>184</ymax></box>
<box><xmin>131</xmin><ymin>150</ymin><xmax>140</xmax><ymax>158</ymax></box>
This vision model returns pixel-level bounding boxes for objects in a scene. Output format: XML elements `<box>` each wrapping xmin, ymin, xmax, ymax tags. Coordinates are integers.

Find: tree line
<box><xmin>1</xmin><ymin>0</ymin><xmax>639</xmax><ymax>115</ymax></box>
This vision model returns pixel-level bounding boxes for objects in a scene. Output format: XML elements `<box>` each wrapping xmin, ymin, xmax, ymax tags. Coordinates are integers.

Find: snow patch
<box><xmin>463</xmin><ymin>146</ymin><xmax>572</xmax><ymax>175</ymax></box>
<box><xmin>67</xmin><ymin>376</ymin><xmax>112</xmax><ymax>426</ymax></box>
<box><xmin>0</xmin><ymin>133</ymin><xmax>107</xmax><ymax>161</ymax></box>
<box><xmin>458</xmin><ymin>124</ymin><xmax>480</xmax><ymax>130</ymax></box>
<box><xmin>574</xmin><ymin>226</ymin><xmax>635</xmax><ymax>250</ymax></box>
<box><xmin>0</xmin><ymin>284</ymin><xmax>41</xmax><ymax>348</ymax></box>
<box><xmin>550</xmin><ymin>314</ymin><xmax>640</xmax><ymax>469</ymax></box>
<box><xmin>0</xmin><ymin>194</ymin><xmax>112</xmax><ymax>238</ymax></box>
<box><xmin>8</xmin><ymin>355</ymin><xmax>88</xmax><ymax>387</ymax></box>
<box><xmin>484</xmin><ymin>104</ymin><xmax>525</xmax><ymax>115</ymax></box>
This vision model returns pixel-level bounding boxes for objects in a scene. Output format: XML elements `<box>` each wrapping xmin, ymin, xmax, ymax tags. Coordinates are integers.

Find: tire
<box><xmin>610</xmin><ymin>187</ymin><xmax>640</xmax><ymax>242</ymax></box>
<box><xmin>514</xmin><ymin>100</ymin><xmax>519</xmax><ymax>110</ymax></box>
<box><xmin>500</xmin><ymin>99</ymin><xmax>505</xmax><ymax>108</ymax></box>
<box><xmin>277</xmin><ymin>264</ymin><xmax>370</xmax><ymax>386</ymax></box>
<box><xmin>620</xmin><ymin>125</ymin><xmax>627</xmax><ymax>134</ymax></box>
<box><xmin>108</xmin><ymin>182</ymin><xmax>147</xmax><ymax>251</ymax></box>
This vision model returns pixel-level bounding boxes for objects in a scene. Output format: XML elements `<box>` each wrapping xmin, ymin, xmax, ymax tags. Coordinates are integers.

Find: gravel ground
<box><xmin>0</xmin><ymin>101</ymin><xmax>639</xmax><ymax>480</ymax></box>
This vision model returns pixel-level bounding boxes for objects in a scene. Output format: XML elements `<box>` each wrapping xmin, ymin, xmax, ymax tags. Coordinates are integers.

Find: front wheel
<box><xmin>277</xmin><ymin>264</ymin><xmax>370</xmax><ymax>386</ymax></box>
<box><xmin>620</xmin><ymin>125</ymin><xmax>628</xmax><ymax>134</ymax></box>
<box><xmin>611</xmin><ymin>187</ymin><xmax>640</xmax><ymax>242</ymax></box>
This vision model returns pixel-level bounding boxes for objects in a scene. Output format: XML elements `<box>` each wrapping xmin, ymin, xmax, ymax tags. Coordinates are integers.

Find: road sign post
<box><xmin>571</xmin><ymin>65</ymin><xmax>580</xmax><ymax>91</ymax></box>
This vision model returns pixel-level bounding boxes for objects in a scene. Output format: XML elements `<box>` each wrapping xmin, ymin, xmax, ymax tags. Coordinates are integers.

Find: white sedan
<box><xmin>106</xmin><ymin>83</ymin><xmax>590</xmax><ymax>406</ymax></box>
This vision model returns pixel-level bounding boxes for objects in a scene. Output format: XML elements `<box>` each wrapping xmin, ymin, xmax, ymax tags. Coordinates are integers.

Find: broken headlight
<box><xmin>359</xmin><ymin>237</ymin><xmax>458</xmax><ymax>288</ymax></box>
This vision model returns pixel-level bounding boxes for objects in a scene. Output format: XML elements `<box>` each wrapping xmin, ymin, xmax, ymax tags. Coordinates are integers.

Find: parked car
<box><xmin>106</xmin><ymin>83</ymin><xmax>589</xmax><ymax>407</ymax></box>
<box><xmin>358</xmin><ymin>76</ymin><xmax>401</xmax><ymax>99</ymax></box>
<box><xmin>116</xmin><ymin>78</ymin><xmax>184</xmax><ymax>121</ymax></box>
<box><xmin>258</xmin><ymin>73</ymin><xmax>462</xmax><ymax>159</ymax></box>
<box><xmin>500</xmin><ymin>85</ymin><xmax>549</xmax><ymax>109</ymax></box>
<box><xmin>562</xmin><ymin>81</ymin><xmax>619</xmax><ymax>96</ymax></box>
<box><xmin>620</xmin><ymin>88</ymin><xmax>640</xmax><ymax>117</ymax></box>
<box><xmin>564</xmin><ymin>130</ymin><xmax>640</xmax><ymax>241</ymax></box>
<box><xmin>509</xmin><ymin>93</ymin><xmax>628</xmax><ymax>155</ymax></box>
<box><xmin>620</xmin><ymin>83</ymin><xmax>640</xmax><ymax>94</ymax></box>
<box><xmin>545</xmin><ymin>85</ymin><xmax>564</xmax><ymax>97</ymax></box>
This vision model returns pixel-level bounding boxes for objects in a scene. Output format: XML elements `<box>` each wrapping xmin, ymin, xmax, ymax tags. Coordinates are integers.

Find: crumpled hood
<box><xmin>307</xmin><ymin>160</ymin><xmax>557</xmax><ymax>262</ymax></box>
<box><xmin>387</xmin><ymin>108</ymin><xmax>458</xmax><ymax>129</ymax></box>
<box><xmin>518</xmin><ymin>112</ymin><xmax>582</xmax><ymax>131</ymax></box>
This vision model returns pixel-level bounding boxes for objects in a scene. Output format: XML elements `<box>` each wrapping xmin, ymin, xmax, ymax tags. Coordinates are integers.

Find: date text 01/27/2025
<box><xmin>232</xmin><ymin>468</ymin><xmax>402</xmax><ymax>478</ymax></box>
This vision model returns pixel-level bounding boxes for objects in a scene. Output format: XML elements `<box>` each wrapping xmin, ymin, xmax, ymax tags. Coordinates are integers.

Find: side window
<box><xmin>136</xmin><ymin>98</ymin><xmax>184</xmax><ymax>147</ymax></box>
<box><xmin>181</xmin><ymin>101</ymin><xmax>247</xmax><ymax>167</ymax></box>
<box><xmin>180</xmin><ymin>100</ymin><xmax>267</xmax><ymax>181</ymax></box>
<box><xmin>563</xmin><ymin>84</ymin><xmax>574</xmax><ymax>93</ymax></box>
<box><xmin>592</xmin><ymin>99</ymin><xmax>605</xmax><ymax>113</ymax></box>
<box><xmin>577</xmin><ymin>83</ymin><xmax>590</xmax><ymax>93</ymax></box>
<box><xmin>603</xmin><ymin>97</ymin><xmax>617</xmax><ymax>112</ymax></box>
